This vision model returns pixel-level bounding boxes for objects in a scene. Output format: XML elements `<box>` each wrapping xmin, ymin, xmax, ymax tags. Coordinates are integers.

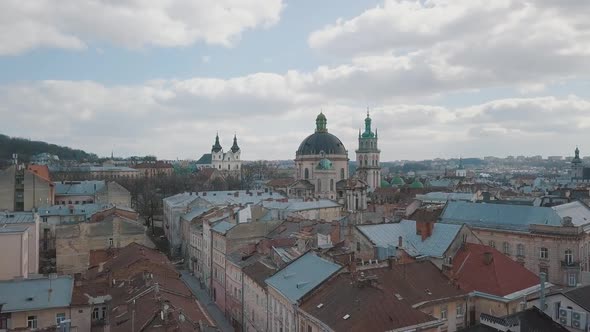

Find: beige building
<box><xmin>0</xmin><ymin>164</ymin><xmax>54</xmax><ymax>211</ymax></box>
<box><xmin>0</xmin><ymin>212</ymin><xmax>39</xmax><ymax>280</ymax></box>
<box><xmin>243</xmin><ymin>260</ymin><xmax>276</xmax><ymax>332</ymax></box>
<box><xmin>440</xmin><ymin>201</ymin><xmax>590</xmax><ymax>286</ymax></box>
<box><xmin>0</xmin><ymin>276</ymin><xmax>91</xmax><ymax>331</ymax></box>
<box><xmin>55</xmin><ymin>213</ymin><xmax>147</xmax><ymax>274</ymax></box>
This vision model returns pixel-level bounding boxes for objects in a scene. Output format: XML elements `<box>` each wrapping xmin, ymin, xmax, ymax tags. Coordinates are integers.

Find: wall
<box><xmin>243</xmin><ymin>274</ymin><xmax>268</xmax><ymax>332</ymax></box>
<box><xmin>529</xmin><ymin>293</ymin><xmax>588</xmax><ymax>332</ymax></box>
<box><xmin>472</xmin><ymin>228</ymin><xmax>587</xmax><ymax>286</ymax></box>
<box><xmin>225</xmin><ymin>261</ymin><xmax>243</xmax><ymax>328</ymax></box>
<box><xmin>23</xmin><ymin>171</ymin><xmax>53</xmax><ymax>210</ymax></box>
<box><xmin>0</xmin><ymin>231</ymin><xmax>27</xmax><ymax>280</ymax></box>
<box><xmin>96</xmin><ymin>181</ymin><xmax>132</xmax><ymax>207</ymax></box>
<box><xmin>268</xmin><ymin>287</ymin><xmax>297</xmax><ymax>332</ymax></box>
<box><xmin>0</xmin><ymin>165</ymin><xmax>16</xmax><ymax>210</ymax></box>
<box><xmin>56</xmin><ymin>216</ymin><xmax>147</xmax><ymax>274</ymax></box>
<box><xmin>421</xmin><ymin>298</ymin><xmax>468</xmax><ymax>332</ymax></box>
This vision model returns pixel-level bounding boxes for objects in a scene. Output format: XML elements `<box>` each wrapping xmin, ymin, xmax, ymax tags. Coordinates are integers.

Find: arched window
<box><xmin>317</xmin><ymin>179</ymin><xmax>321</xmax><ymax>192</ymax></box>
<box><xmin>565</xmin><ymin>249</ymin><xmax>573</xmax><ymax>265</ymax></box>
<box><xmin>304</xmin><ymin>168</ymin><xmax>309</xmax><ymax>179</ymax></box>
<box><xmin>330</xmin><ymin>179</ymin><xmax>334</xmax><ymax>191</ymax></box>
<box><xmin>340</xmin><ymin>168</ymin><xmax>345</xmax><ymax>179</ymax></box>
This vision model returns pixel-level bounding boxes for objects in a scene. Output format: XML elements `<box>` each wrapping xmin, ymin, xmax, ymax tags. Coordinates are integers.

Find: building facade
<box><xmin>196</xmin><ymin>134</ymin><xmax>242</xmax><ymax>175</ymax></box>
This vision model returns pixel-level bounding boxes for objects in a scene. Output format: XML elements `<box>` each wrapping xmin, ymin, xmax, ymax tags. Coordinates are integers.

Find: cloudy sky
<box><xmin>1</xmin><ymin>0</ymin><xmax>590</xmax><ymax>161</ymax></box>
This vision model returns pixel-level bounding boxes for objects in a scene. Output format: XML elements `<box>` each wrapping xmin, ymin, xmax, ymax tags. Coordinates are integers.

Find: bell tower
<box><xmin>355</xmin><ymin>110</ymin><xmax>381</xmax><ymax>190</ymax></box>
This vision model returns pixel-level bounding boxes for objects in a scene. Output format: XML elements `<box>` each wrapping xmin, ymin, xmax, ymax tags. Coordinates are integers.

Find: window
<box><xmin>456</xmin><ymin>304</ymin><xmax>464</xmax><ymax>317</ymax></box>
<box><xmin>503</xmin><ymin>242</ymin><xmax>510</xmax><ymax>255</ymax></box>
<box><xmin>341</xmin><ymin>168</ymin><xmax>345</xmax><ymax>179</ymax></box>
<box><xmin>56</xmin><ymin>313</ymin><xmax>66</xmax><ymax>325</ymax></box>
<box><xmin>440</xmin><ymin>306</ymin><xmax>448</xmax><ymax>320</ymax></box>
<box><xmin>92</xmin><ymin>307</ymin><xmax>100</xmax><ymax>320</ymax></box>
<box><xmin>568</xmin><ymin>273</ymin><xmax>577</xmax><ymax>286</ymax></box>
<box><xmin>0</xmin><ymin>313</ymin><xmax>9</xmax><ymax>329</ymax></box>
<box><xmin>540</xmin><ymin>247</ymin><xmax>549</xmax><ymax>259</ymax></box>
<box><xmin>565</xmin><ymin>249</ymin><xmax>573</xmax><ymax>264</ymax></box>
<box><xmin>108</xmin><ymin>238</ymin><xmax>114</xmax><ymax>247</ymax></box>
<box><xmin>330</xmin><ymin>179</ymin><xmax>334</xmax><ymax>191</ymax></box>
<box><xmin>517</xmin><ymin>244</ymin><xmax>525</xmax><ymax>257</ymax></box>
<box><xmin>27</xmin><ymin>315</ymin><xmax>37</xmax><ymax>329</ymax></box>
<box><xmin>488</xmin><ymin>240</ymin><xmax>495</xmax><ymax>248</ymax></box>
<box><xmin>304</xmin><ymin>168</ymin><xmax>309</xmax><ymax>179</ymax></box>
<box><xmin>356</xmin><ymin>242</ymin><xmax>361</xmax><ymax>252</ymax></box>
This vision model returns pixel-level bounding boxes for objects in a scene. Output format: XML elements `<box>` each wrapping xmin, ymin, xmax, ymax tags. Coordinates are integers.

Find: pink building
<box><xmin>0</xmin><ymin>212</ymin><xmax>39</xmax><ymax>280</ymax></box>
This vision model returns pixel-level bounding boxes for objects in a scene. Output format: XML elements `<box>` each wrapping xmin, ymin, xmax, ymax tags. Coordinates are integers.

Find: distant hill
<box><xmin>0</xmin><ymin>134</ymin><xmax>98</xmax><ymax>163</ymax></box>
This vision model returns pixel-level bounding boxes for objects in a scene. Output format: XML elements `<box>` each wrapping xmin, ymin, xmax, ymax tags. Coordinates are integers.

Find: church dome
<box><xmin>409</xmin><ymin>179</ymin><xmax>424</xmax><ymax>189</ymax></box>
<box><xmin>296</xmin><ymin>112</ymin><xmax>347</xmax><ymax>156</ymax></box>
<box><xmin>391</xmin><ymin>175</ymin><xmax>405</xmax><ymax>186</ymax></box>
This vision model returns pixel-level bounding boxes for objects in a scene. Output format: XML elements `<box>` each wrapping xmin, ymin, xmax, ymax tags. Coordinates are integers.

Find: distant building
<box><xmin>54</xmin><ymin>180</ymin><xmax>131</xmax><ymax>207</ymax></box>
<box><xmin>529</xmin><ymin>284</ymin><xmax>590</xmax><ymax>331</ymax></box>
<box><xmin>196</xmin><ymin>133</ymin><xmax>242</xmax><ymax>175</ymax></box>
<box><xmin>0</xmin><ymin>164</ymin><xmax>54</xmax><ymax>211</ymax></box>
<box><xmin>132</xmin><ymin>160</ymin><xmax>174</xmax><ymax>177</ymax></box>
<box><xmin>462</xmin><ymin>307</ymin><xmax>569</xmax><ymax>332</ymax></box>
<box><xmin>50</xmin><ymin>165</ymin><xmax>140</xmax><ymax>180</ymax></box>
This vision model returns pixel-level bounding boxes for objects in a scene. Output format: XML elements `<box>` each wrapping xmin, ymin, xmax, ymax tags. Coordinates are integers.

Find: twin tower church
<box><xmin>197</xmin><ymin>111</ymin><xmax>381</xmax><ymax>211</ymax></box>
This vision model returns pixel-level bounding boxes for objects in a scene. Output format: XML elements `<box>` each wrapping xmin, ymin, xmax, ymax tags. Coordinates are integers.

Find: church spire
<box><xmin>212</xmin><ymin>132</ymin><xmax>222</xmax><ymax>153</ymax></box>
<box><xmin>231</xmin><ymin>134</ymin><xmax>240</xmax><ymax>153</ymax></box>
<box><xmin>361</xmin><ymin>109</ymin><xmax>375</xmax><ymax>138</ymax></box>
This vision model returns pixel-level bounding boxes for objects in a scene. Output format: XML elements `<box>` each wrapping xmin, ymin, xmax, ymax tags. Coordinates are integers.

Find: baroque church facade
<box><xmin>290</xmin><ymin>112</ymin><xmax>379</xmax><ymax>211</ymax></box>
<box><xmin>195</xmin><ymin>133</ymin><xmax>242</xmax><ymax>175</ymax></box>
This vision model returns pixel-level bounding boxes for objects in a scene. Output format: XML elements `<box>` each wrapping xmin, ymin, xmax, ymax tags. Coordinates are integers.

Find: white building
<box><xmin>195</xmin><ymin>133</ymin><xmax>242</xmax><ymax>175</ymax></box>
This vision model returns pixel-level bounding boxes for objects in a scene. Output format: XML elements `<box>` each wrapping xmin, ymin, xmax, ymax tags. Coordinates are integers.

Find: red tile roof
<box><xmin>452</xmin><ymin>243</ymin><xmax>540</xmax><ymax>297</ymax></box>
<box><xmin>27</xmin><ymin>164</ymin><xmax>52</xmax><ymax>183</ymax></box>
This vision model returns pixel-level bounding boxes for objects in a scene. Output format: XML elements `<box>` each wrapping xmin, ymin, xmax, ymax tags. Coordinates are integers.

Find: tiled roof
<box><xmin>0</xmin><ymin>276</ymin><xmax>73</xmax><ymax>312</ymax></box>
<box><xmin>300</xmin><ymin>272</ymin><xmax>438</xmax><ymax>332</ymax></box>
<box><xmin>27</xmin><ymin>164</ymin><xmax>51</xmax><ymax>182</ymax></box>
<box><xmin>440</xmin><ymin>201</ymin><xmax>563</xmax><ymax>232</ymax></box>
<box><xmin>452</xmin><ymin>243</ymin><xmax>540</xmax><ymax>297</ymax></box>
<box><xmin>54</xmin><ymin>180</ymin><xmax>105</xmax><ymax>196</ymax></box>
<box><xmin>357</xmin><ymin>220</ymin><xmax>462</xmax><ymax>258</ymax></box>
<box><xmin>133</xmin><ymin>161</ymin><xmax>173</xmax><ymax>169</ymax></box>
<box><xmin>265</xmin><ymin>252</ymin><xmax>341</xmax><ymax>303</ymax></box>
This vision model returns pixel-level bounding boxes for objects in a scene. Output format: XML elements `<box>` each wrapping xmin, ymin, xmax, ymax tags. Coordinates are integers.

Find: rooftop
<box><xmin>462</xmin><ymin>307</ymin><xmax>568</xmax><ymax>332</ymax></box>
<box><xmin>0</xmin><ymin>212</ymin><xmax>36</xmax><ymax>224</ymax></box>
<box><xmin>0</xmin><ymin>276</ymin><xmax>73</xmax><ymax>312</ymax></box>
<box><xmin>265</xmin><ymin>251</ymin><xmax>341</xmax><ymax>303</ymax></box>
<box><xmin>164</xmin><ymin>190</ymin><xmax>286</xmax><ymax>207</ymax></box>
<box><xmin>261</xmin><ymin>199</ymin><xmax>341</xmax><ymax>211</ymax></box>
<box><xmin>440</xmin><ymin>201</ymin><xmax>563</xmax><ymax>232</ymax></box>
<box><xmin>54</xmin><ymin>180</ymin><xmax>105</xmax><ymax>196</ymax></box>
<box><xmin>452</xmin><ymin>243</ymin><xmax>541</xmax><ymax>297</ymax></box>
<box><xmin>357</xmin><ymin>220</ymin><xmax>462</xmax><ymax>258</ymax></box>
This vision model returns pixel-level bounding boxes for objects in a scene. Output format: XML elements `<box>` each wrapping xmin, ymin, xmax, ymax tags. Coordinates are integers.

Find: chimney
<box><xmin>416</xmin><ymin>220</ymin><xmax>433</xmax><ymax>241</ymax></box>
<box><xmin>483</xmin><ymin>252</ymin><xmax>493</xmax><ymax>265</ymax></box>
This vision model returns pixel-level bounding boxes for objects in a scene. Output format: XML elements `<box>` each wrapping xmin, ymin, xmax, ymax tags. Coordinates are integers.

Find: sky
<box><xmin>1</xmin><ymin>0</ymin><xmax>590</xmax><ymax>161</ymax></box>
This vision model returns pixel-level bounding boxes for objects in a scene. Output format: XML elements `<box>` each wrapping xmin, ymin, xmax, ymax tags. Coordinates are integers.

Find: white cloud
<box><xmin>1</xmin><ymin>77</ymin><xmax>588</xmax><ymax>160</ymax></box>
<box><xmin>0</xmin><ymin>0</ymin><xmax>283</xmax><ymax>55</ymax></box>
<box><xmin>306</xmin><ymin>0</ymin><xmax>590</xmax><ymax>98</ymax></box>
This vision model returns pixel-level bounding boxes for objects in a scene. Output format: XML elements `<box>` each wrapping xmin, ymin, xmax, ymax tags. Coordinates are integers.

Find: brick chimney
<box><xmin>416</xmin><ymin>220</ymin><xmax>434</xmax><ymax>241</ymax></box>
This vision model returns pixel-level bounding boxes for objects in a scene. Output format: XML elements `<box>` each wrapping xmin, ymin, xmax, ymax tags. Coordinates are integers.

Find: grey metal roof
<box><xmin>265</xmin><ymin>252</ymin><xmax>341</xmax><ymax>303</ymax></box>
<box><xmin>415</xmin><ymin>192</ymin><xmax>476</xmax><ymax>203</ymax></box>
<box><xmin>54</xmin><ymin>180</ymin><xmax>105</xmax><ymax>196</ymax></box>
<box><xmin>0</xmin><ymin>212</ymin><xmax>36</xmax><ymax>224</ymax></box>
<box><xmin>38</xmin><ymin>203</ymin><xmax>107</xmax><ymax>219</ymax></box>
<box><xmin>357</xmin><ymin>220</ymin><xmax>462</xmax><ymax>258</ymax></box>
<box><xmin>0</xmin><ymin>276</ymin><xmax>73</xmax><ymax>312</ymax></box>
<box><xmin>440</xmin><ymin>201</ymin><xmax>563</xmax><ymax>232</ymax></box>
<box><xmin>551</xmin><ymin>201</ymin><xmax>590</xmax><ymax>227</ymax></box>
<box><xmin>261</xmin><ymin>199</ymin><xmax>341</xmax><ymax>211</ymax></box>
<box><xmin>211</xmin><ymin>221</ymin><xmax>235</xmax><ymax>235</ymax></box>
<box><xmin>0</xmin><ymin>225</ymin><xmax>29</xmax><ymax>233</ymax></box>
<box><xmin>164</xmin><ymin>191</ymin><xmax>286</xmax><ymax>207</ymax></box>
<box><xmin>195</xmin><ymin>153</ymin><xmax>212</xmax><ymax>165</ymax></box>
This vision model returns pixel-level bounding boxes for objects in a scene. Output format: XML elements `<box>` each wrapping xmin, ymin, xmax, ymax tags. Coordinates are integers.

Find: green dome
<box><xmin>316</xmin><ymin>158</ymin><xmax>333</xmax><ymax>170</ymax></box>
<box><xmin>391</xmin><ymin>176</ymin><xmax>405</xmax><ymax>186</ymax></box>
<box><xmin>380</xmin><ymin>179</ymin><xmax>391</xmax><ymax>188</ymax></box>
<box><xmin>410</xmin><ymin>179</ymin><xmax>424</xmax><ymax>189</ymax></box>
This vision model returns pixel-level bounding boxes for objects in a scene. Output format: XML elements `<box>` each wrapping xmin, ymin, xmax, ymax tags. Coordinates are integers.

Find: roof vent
<box><xmin>26</xmin><ymin>297</ymin><xmax>34</xmax><ymax>301</ymax></box>
<box><xmin>394</xmin><ymin>293</ymin><xmax>403</xmax><ymax>300</ymax></box>
<box><xmin>316</xmin><ymin>303</ymin><xmax>324</xmax><ymax>309</ymax></box>
<box><xmin>343</xmin><ymin>314</ymin><xmax>350</xmax><ymax>320</ymax></box>
<box><xmin>425</xmin><ymin>289</ymin><xmax>432</xmax><ymax>295</ymax></box>
<box><xmin>296</xmin><ymin>281</ymin><xmax>309</xmax><ymax>289</ymax></box>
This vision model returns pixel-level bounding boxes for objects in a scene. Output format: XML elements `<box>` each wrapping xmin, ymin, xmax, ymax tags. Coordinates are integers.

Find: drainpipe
<box><xmin>540</xmin><ymin>272</ymin><xmax>547</xmax><ymax>311</ymax></box>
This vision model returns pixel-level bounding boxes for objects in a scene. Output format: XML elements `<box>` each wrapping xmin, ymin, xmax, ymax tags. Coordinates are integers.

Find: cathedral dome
<box><xmin>296</xmin><ymin>113</ymin><xmax>347</xmax><ymax>156</ymax></box>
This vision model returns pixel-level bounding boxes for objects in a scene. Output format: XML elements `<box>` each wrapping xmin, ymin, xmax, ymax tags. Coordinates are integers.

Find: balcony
<box><xmin>561</xmin><ymin>260</ymin><xmax>580</xmax><ymax>269</ymax></box>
